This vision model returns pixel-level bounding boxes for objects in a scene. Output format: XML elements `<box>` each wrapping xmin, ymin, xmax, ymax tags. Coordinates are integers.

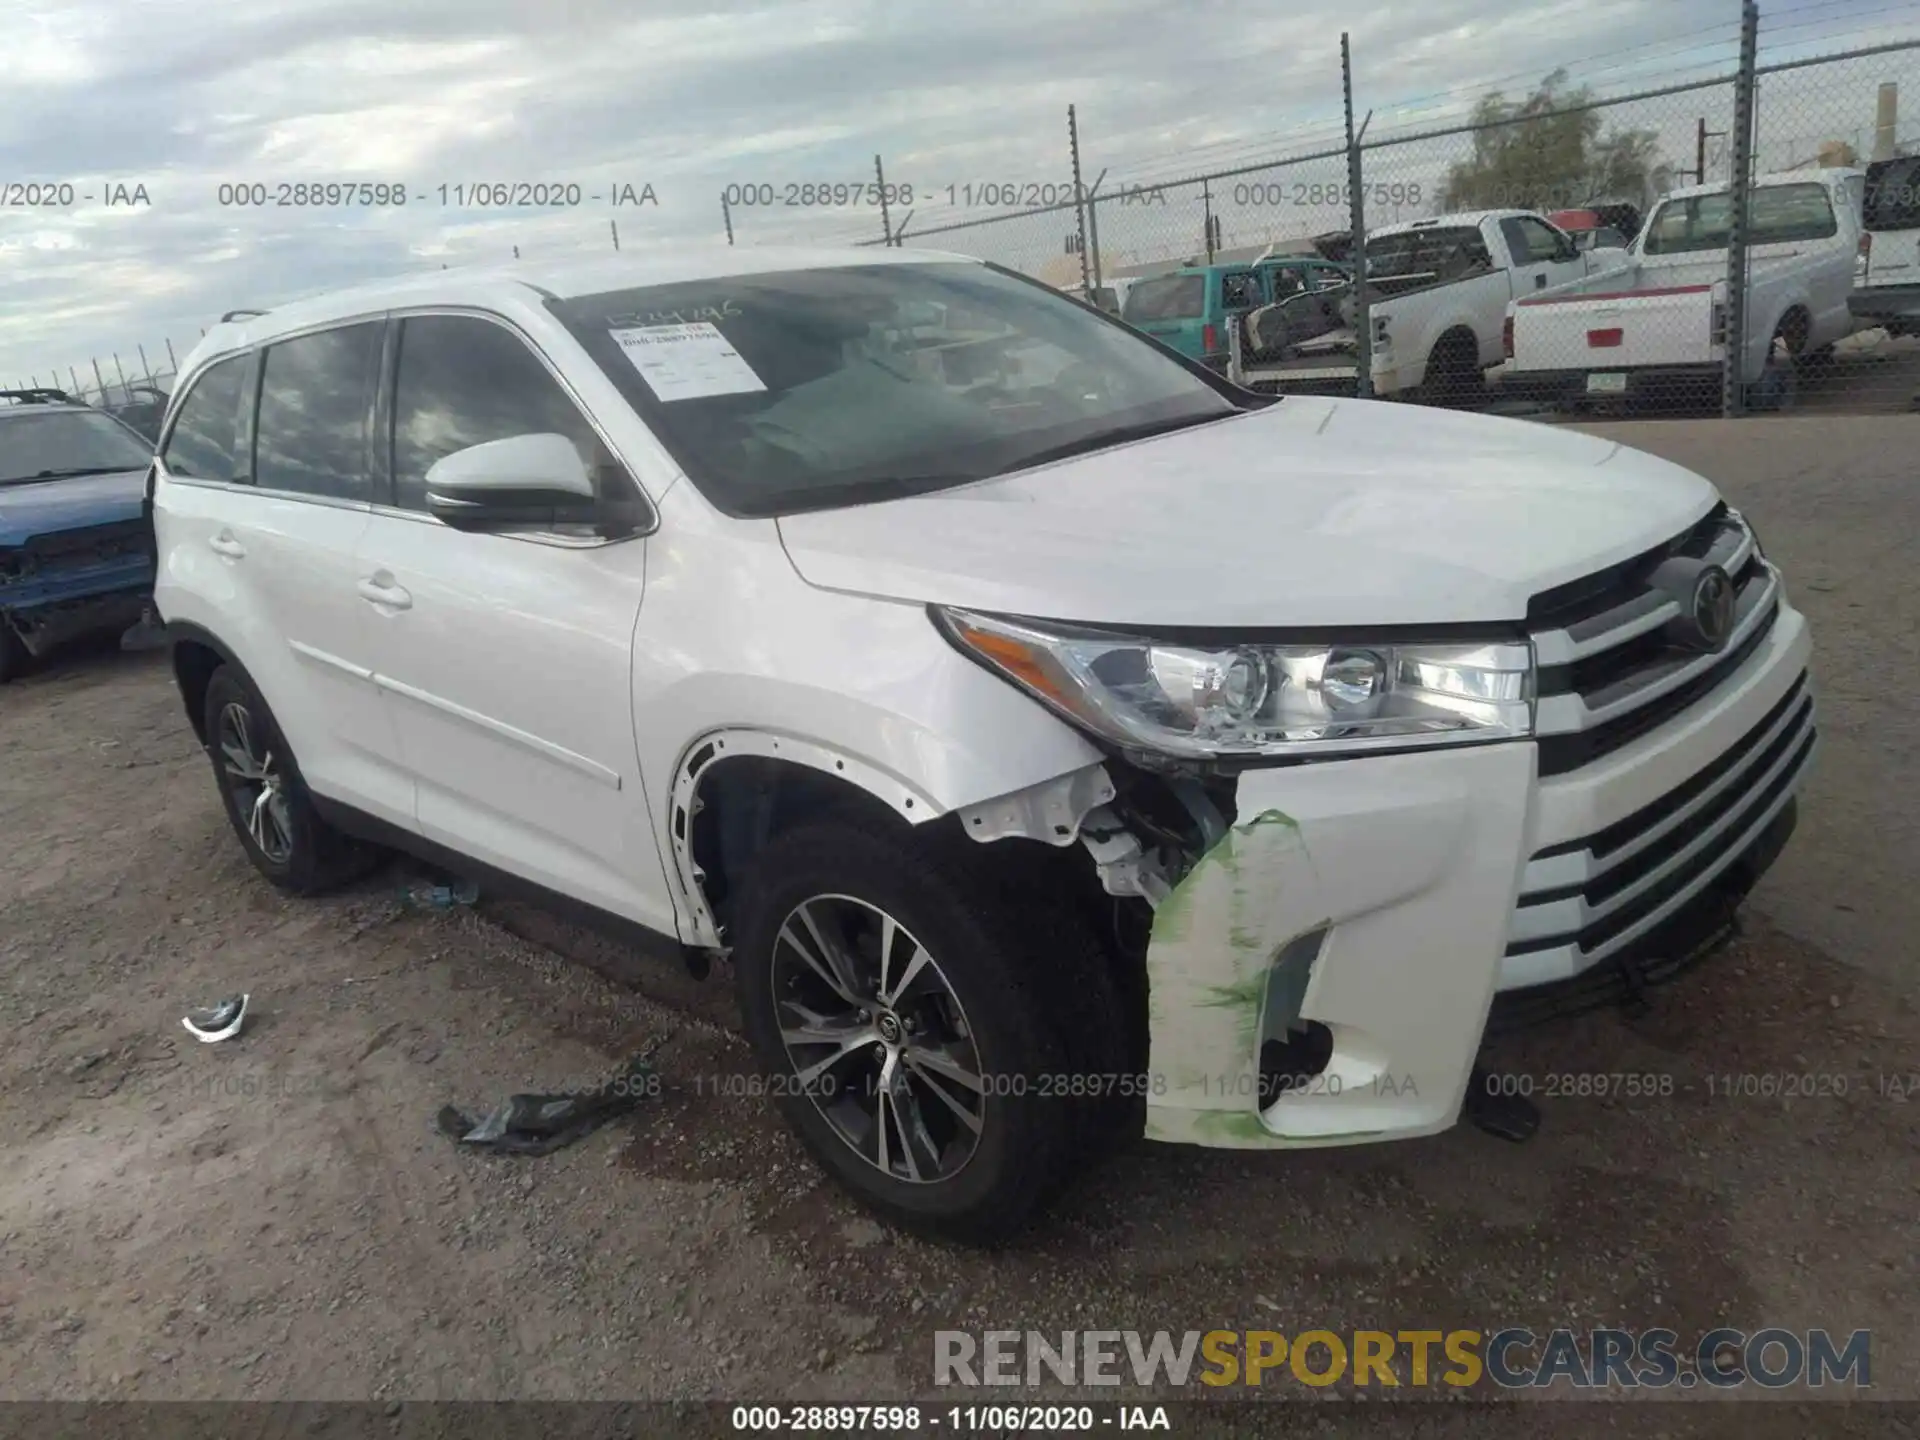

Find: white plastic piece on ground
<box><xmin>182</xmin><ymin>993</ymin><xmax>249</xmax><ymax>1044</ymax></box>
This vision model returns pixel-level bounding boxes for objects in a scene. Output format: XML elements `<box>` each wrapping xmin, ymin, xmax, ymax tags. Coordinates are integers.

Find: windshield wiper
<box><xmin>1003</xmin><ymin>410</ymin><xmax>1238</xmax><ymax>474</ymax></box>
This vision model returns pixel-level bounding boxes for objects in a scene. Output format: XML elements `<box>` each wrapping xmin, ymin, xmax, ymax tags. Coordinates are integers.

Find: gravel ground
<box><xmin>0</xmin><ymin>414</ymin><xmax>1915</xmax><ymax>1431</ymax></box>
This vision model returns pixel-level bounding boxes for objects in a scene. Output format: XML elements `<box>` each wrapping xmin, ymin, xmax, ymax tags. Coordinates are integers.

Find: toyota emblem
<box><xmin>1683</xmin><ymin>565</ymin><xmax>1735</xmax><ymax>652</ymax></box>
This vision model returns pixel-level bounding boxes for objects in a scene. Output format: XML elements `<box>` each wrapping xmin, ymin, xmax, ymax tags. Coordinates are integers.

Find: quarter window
<box><xmin>390</xmin><ymin>315</ymin><xmax>621</xmax><ymax>513</ymax></box>
<box><xmin>253</xmin><ymin>323</ymin><xmax>382</xmax><ymax>500</ymax></box>
<box><xmin>161</xmin><ymin>354</ymin><xmax>250</xmax><ymax>482</ymax></box>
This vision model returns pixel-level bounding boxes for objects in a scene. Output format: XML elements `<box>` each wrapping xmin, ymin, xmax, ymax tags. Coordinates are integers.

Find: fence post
<box><xmin>1085</xmin><ymin>169</ymin><xmax>1108</xmax><ymax>291</ymax></box>
<box><xmin>70</xmin><ymin>366</ymin><xmax>83</xmax><ymax>397</ymax></box>
<box><xmin>722</xmin><ymin>195</ymin><xmax>735</xmax><ymax>246</ymax></box>
<box><xmin>1202</xmin><ymin>178</ymin><xmax>1216</xmax><ymax>263</ymax></box>
<box><xmin>1227</xmin><ymin>299</ymin><xmax>1246</xmax><ymax>385</ymax></box>
<box><xmin>138</xmin><ymin>343</ymin><xmax>154</xmax><ymax>385</ymax></box>
<box><xmin>610</xmin><ymin>218</ymin><xmax>621</xmax><ymax>251</ymax></box>
<box><xmin>1342</xmin><ymin>33</ymin><xmax>1374</xmax><ymax>400</ymax></box>
<box><xmin>1068</xmin><ymin>105</ymin><xmax>1093</xmax><ymax>295</ymax></box>
<box><xmin>165</xmin><ymin>338</ymin><xmax>177</xmax><ymax>370</ymax></box>
<box><xmin>93</xmin><ymin>358</ymin><xmax>108</xmax><ymax>399</ymax></box>
<box><xmin>874</xmin><ymin>155</ymin><xmax>893</xmax><ymax>246</ymax></box>
<box><xmin>1723</xmin><ymin>0</ymin><xmax>1760</xmax><ymax>417</ymax></box>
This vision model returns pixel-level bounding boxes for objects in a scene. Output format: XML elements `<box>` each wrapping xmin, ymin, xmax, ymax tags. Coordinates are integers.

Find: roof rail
<box><xmin>0</xmin><ymin>388</ymin><xmax>75</xmax><ymax>405</ymax></box>
<box><xmin>220</xmin><ymin>308</ymin><xmax>268</xmax><ymax>323</ymax></box>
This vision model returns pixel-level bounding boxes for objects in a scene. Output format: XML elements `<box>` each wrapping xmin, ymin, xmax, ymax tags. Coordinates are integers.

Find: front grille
<box><xmin>1505</xmin><ymin>672</ymin><xmax>1815</xmax><ymax>975</ymax></box>
<box><xmin>1531</xmin><ymin>507</ymin><xmax>1780</xmax><ymax>776</ymax></box>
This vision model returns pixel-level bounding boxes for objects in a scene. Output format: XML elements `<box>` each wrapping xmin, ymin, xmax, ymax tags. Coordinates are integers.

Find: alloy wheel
<box><xmin>770</xmin><ymin>893</ymin><xmax>985</xmax><ymax>1184</ymax></box>
<box><xmin>216</xmin><ymin>701</ymin><xmax>294</xmax><ymax>864</ymax></box>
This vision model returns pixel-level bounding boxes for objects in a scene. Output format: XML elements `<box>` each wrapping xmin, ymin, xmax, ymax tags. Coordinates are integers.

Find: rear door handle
<box><xmin>356</xmin><ymin>576</ymin><xmax>413</xmax><ymax>611</ymax></box>
<box><xmin>208</xmin><ymin>533</ymin><xmax>245</xmax><ymax>558</ymax></box>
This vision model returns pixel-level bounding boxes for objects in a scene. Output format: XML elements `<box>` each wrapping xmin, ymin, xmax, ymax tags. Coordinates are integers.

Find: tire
<box><xmin>1749</xmin><ymin>326</ymin><xmax>1800</xmax><ymax>414</ymax></box>
<box><xmin>1422</xmin><ymin>333</ymin><xmax>1484</xmax><ymax>408</ymax></box>
<box><xmin>0</xmin><ymin>622</ymin><xmax>26</xmax><ymax>685</ymax></box>
<box><xmin>202</xmin><ymin>664</ymin><xmax>380</xmax><ymax>894</ymax></box>
<box><xmin>731</xmin><ymin>814</ymin><xmax>1115</xmax><ymax>1243</ymax></box>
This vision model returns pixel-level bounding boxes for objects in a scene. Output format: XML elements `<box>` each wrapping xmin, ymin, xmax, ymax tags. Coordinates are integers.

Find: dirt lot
<box><xmin>1</xmin><ymin>414</ymin><xmax>1916</xmax><ymax>1428</ymax></box>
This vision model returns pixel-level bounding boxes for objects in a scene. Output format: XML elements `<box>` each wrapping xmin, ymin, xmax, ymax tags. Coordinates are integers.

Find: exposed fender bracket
<box><xmin>955</xmin><ymin>763</ymin><xmax>1115</xmax><ymax>846</ymax></box>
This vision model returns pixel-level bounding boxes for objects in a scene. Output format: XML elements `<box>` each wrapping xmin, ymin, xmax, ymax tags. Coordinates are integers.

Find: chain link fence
<box><xmin>27</xmin><ymin>10</ymin><xmax>1920</xmax><ymax>422</ymax></box>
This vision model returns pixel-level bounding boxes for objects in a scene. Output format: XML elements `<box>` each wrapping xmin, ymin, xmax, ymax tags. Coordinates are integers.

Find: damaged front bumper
<box><xmin>1</xmin><ymin>549</ymin><xmax>153</xmax><ymax>656</ymax></box>
<box><xmin>975</xmin><ymin>597</ymin><xmax>1813</xmax><ymax>1153</ymax></box>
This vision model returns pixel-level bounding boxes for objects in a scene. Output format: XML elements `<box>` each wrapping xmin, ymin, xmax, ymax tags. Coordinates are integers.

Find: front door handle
<box><xmin>356</xmin><ymin>576</ymin><xmax>413</xmax><ymax>611</ymax></box>
<box><xmin>208</xmin><ymin>532</ymin><xmax>246</xmax><ymax>558</ymax></box>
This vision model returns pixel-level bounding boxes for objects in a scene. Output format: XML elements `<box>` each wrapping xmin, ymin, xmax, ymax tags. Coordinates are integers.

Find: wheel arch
<box><xmin>668</xmin><ymin>730</ymin><xmax>938</xmax><ymax>948</ymax></box>
<box><xmin>166</xmin><ymin>621</ymin><xmax>250</xmax><ymax>746</ymax></box>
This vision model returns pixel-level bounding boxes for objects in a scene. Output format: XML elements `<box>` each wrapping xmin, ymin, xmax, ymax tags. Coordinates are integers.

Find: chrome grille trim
<box><xmin>1535</xmin><ymin>560</ymin><xmax>1780</xmax><ymax>737</ymax></box>
<box><xmin>1532</xmin><ymin>524</ymin><xmax>1756</xmax><ymax>667</ymax></box>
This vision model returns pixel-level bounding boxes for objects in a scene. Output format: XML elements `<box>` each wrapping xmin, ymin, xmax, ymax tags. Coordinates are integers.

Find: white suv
<box><xmin>152</xmin><ymin>247</ymin><xmax>1814</xmax><ymax>1240</ymax></box>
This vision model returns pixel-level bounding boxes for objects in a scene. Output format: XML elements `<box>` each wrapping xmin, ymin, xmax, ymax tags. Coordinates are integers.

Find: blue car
<box><xmin>0</xmin><ymin>389</ymin><xmax>158</xmax><ymax>682</ymax></box>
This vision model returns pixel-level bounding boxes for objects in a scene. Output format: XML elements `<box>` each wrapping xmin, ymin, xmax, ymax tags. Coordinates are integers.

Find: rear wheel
<box><xmin>202</xmin><ymin>665</ymin><xmax>380</xmax><ymax>893</ymax></box>
<box><xmin>1749</xmin><ymin>323</ymin><xmax>1801</xmax><ymax>413</ymax></box>
<box><xmin>731</xmin><ymin>815</ymin><xmax>1121</xmax><ymax>1243</ymax></box>
<box><xmin>1422</xmin><ymin>332</ymin><xmax>1484</xmax><ymax>408</ymax></box>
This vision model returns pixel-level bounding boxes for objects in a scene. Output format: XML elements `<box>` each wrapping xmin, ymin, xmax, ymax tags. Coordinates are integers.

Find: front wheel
<box><xmin>731</xmin><ymin>817</ymin><xmax>1087</xmax><ymax>1243</ymax></box>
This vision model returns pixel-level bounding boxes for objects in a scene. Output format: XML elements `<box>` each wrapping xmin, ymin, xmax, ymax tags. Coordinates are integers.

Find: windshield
<box><xmin>1643</xmin><ymin>182</ymin><xmax>1838</xmax><ymax>254</ymax></box>
<box><xmin>554</xmin><ymin>262</ymin><xmax>1241</xmax><ymax>517</ymax></box>
<box><xmin>1864</xmin><ymin>158</ymin><xmax>1920</xmax><ymax>232</ymax></box>
<box><xmin>1122</xmin><ymin>273</ymin><xmax>1206</xmax><ymax>322</ymax></box>
<box><xmin>0</xmin><ymin>409</ymin><xmax>154</xmax><ymax>486</ymax></box>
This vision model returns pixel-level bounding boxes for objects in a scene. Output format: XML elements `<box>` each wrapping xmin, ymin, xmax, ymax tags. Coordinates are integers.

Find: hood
<box><xmin>0</xmin><ymin>468</ymin><xmax>148</xmax><ymax>547</ymax></box>
<box><xmin>1310</xmin><ymin>230</ymin><xmax>1355</xmax><ymax>264</ymax></box>
<box><xmin>775</xmin><ymin>399</ymin><xmax>1719</xmax><ymax>629</ymax></box>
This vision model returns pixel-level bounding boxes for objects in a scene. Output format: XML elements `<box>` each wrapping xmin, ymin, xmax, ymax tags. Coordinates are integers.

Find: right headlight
<box><xmin>938</xmin><ymin>607</ymin><xmax>1533</xmax><ymax>761</ymax></box>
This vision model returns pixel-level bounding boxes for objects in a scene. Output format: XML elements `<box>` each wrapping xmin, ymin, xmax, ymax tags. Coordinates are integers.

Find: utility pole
<box><xmin>1696</xmin><ymin>116</ymin><xmax>1727</xmax><ymax>184</ymax></box>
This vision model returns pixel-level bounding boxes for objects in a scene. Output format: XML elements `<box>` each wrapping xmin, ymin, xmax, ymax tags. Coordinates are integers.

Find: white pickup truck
<box><xmin>1849</xmin><ymin>155</ymin><xmax>1920</xmax><ymax>337</ymax></box>
<box><xmin>1283</xmin><ymin>210</ymin><xmax>1627</xmax><ymax>402</ymax></box>
<box><xmin>1505</xmin><ymin>169</ymin><xmax>1866</xmax><ymax>411</ymax></box>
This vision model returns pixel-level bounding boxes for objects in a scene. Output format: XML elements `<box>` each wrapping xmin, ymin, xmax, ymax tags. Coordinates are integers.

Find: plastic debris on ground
<box><xmin>435</xmin><ymin>1045</ymin><xmax>661</xmax><ymax>1157</ymax></box>
<box><xmin>398</xmin><ymin>875</ymin><xmax>480</xmax><ymax>911</ymax></box>
<box><xmin>181</xmin><ymin>993</ymin><xmax>249</xmax><ymax>1043</ymax></box>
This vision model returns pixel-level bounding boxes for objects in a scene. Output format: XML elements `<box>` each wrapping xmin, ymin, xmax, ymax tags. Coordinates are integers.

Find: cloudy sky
<box><xmin>2</xmin><ymin>0</ymin><xmax>1914</xmax><ymax>391</ymax></box>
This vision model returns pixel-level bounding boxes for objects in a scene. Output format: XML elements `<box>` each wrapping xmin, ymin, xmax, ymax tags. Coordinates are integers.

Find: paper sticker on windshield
<box><xmin>609</xmin><ymin>322</ymin><xmax>766</xmax><ymax>401</ymax></box>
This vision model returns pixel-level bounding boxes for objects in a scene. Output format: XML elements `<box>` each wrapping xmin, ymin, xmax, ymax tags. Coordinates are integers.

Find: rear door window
<box><xmin>1122</xmin><ymin>274</ymin><xmax>1206</xmax><ymax>321</ymax></box>
<box><xmin>161</xmin><ymin>354</ymin><xmax>250</xmax><ymax>482</ymax></box>
<box><xmin>253</xmin><ymin>323</ymin><xmax>382</xmax><ymax>500</ymax></box>
<box><xmin>1864</xmin><ymin>158</ymin><xmax>1920</xmax><ymax>231</ymax></box>
<box><xmin>1644</xmin><ymin>183</ymin><xmax>1838</xmax><ymax>254</ymax></box>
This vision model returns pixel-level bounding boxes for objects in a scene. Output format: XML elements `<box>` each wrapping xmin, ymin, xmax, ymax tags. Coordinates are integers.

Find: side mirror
<box><xmin>424</xmin><ymin>433</ymin><xmax>600</xmax><ymax>533</ymax></box>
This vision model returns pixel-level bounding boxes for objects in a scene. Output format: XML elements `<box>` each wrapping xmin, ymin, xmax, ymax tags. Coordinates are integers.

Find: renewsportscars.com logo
<box><xmin>934</xmin><ymin>1328</ymin><xmax>1871</xmax><ymax>1391</ymax></box>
